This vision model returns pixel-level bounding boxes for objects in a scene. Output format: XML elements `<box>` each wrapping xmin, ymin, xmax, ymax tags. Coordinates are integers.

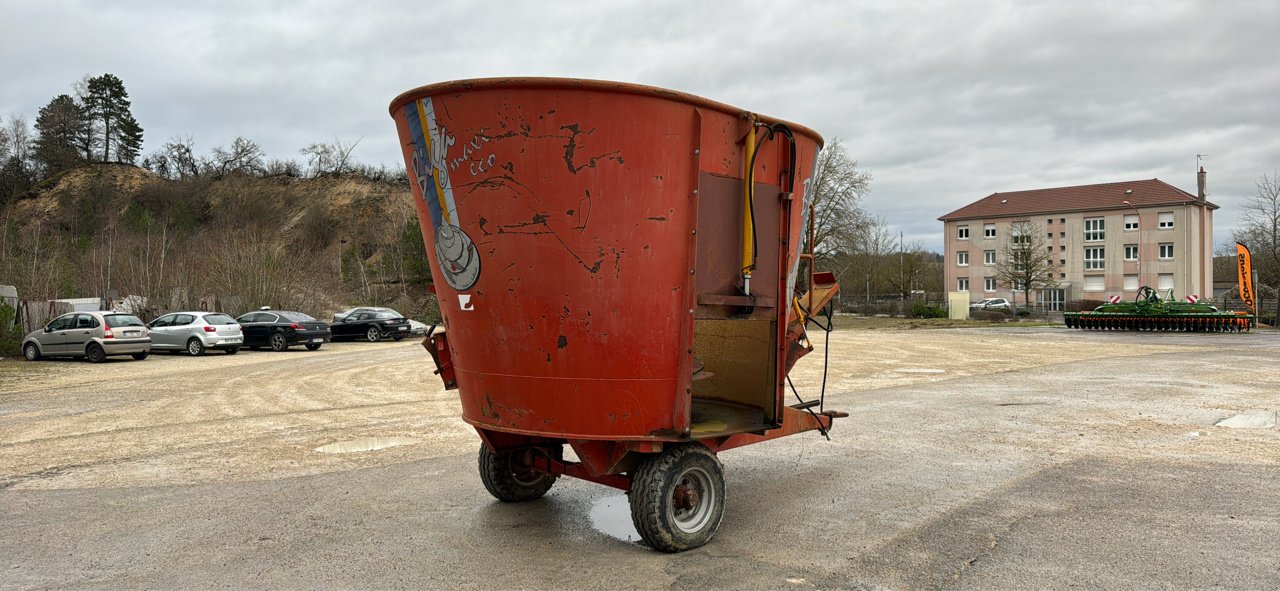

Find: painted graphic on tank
<box><xmin>405</xmin><ymin>97</ymin><xmax>481</xmax><ymax>291</ymax></box>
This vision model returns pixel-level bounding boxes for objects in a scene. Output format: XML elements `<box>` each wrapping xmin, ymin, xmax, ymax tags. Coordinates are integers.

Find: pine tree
<box><xmin>33</xmin><ymin>94</ymin><xmax>89</xmax><ymax>174</ymax></box>
<box><xmin>82</xmin><ymin>74</ymin><xmax>144</xmax><ymax>163</ymax></box>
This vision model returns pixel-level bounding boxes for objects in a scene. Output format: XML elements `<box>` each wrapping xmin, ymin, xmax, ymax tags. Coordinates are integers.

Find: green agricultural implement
<box><xmin>1064</xmin><ymin>286</ymin><xmax>1254</xmax><ymax>332</ymax></box>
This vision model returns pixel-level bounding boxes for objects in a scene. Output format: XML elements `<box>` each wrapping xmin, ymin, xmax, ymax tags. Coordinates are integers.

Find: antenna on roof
<box><xmin>1196</xmin><ymin>154</ymin><xmax>1208</xmax><ymax>169</ymax></box>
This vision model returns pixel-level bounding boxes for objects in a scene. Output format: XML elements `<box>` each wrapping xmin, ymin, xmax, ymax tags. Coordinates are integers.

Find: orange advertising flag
<box><xmin>1236</xmin><ymin>242</ymin><xmax>1255</xmax><ymax>313</ymax></box>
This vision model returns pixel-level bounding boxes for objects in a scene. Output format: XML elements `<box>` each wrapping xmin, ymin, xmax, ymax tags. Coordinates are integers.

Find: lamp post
<box><xmin>1123</xmin><ymin>200</ymin><xmax>1140</xmax><ymax>292</ymax></box>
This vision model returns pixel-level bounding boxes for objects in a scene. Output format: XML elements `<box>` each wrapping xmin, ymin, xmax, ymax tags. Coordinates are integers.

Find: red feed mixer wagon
<box><xmin>389</xmin><ymin>78</ymin><xmax>844</xmax><ymax>552</ymax></box>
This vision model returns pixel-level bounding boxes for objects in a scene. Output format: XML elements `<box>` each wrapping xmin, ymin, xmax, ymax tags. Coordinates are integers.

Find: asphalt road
<box><xmin>2</xmin><ymin>328</ymin><xmax>1279</xmax><ymax>589</ymax></box>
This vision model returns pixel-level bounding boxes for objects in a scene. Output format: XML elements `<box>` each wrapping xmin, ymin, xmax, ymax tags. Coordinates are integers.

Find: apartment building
<box><xmin>939</xmin><ymin>171</ymin><xmax>1217</xmax><ymax>309</ymax></box>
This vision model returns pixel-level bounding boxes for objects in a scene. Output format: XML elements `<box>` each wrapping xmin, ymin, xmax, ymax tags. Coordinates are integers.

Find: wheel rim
<box><xmin>24</xmin><ymin>345</ymin><xmax>37</xmax><ymax>360</ymax></box>
<box><xmin>88</xmin><ymin>345</ymin><xmax>103</xmax><ymax>362</ymax></box>
<box><xmin>367</xmin><ymin>328</ymin><xmax>380</xmax><ymax>341</ymax></box>
<box><xmin>669</xmin><ymin>466</ymin><xmax>716</xmax><ymax>534</ymax></box>
<box><xmin>505</xmin><ymin>453</ymin><xmax>546</xmax><ymax>487</ymax></box>
<box><xmin>188</xmin><ymin>340</ymin><xmax>202</xmax><ymax>355</ymax></box>
<box><xmin>271</xmin><ymin>335</ymin><xmax>285</xmax><ymax>349</ymax></box>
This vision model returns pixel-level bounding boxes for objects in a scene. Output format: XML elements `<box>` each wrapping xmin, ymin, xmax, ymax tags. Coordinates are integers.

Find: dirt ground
<box><xmin>1</xmin><ymin>324</ymin><xmax>1275</xmax><ymax>492</ymax></box>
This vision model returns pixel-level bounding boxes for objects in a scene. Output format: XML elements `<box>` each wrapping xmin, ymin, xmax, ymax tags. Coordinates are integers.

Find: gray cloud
<box><xmin>3</xmin><ymin>0</ymin><xmax>1276</xmax><ymax>251</ymax></box>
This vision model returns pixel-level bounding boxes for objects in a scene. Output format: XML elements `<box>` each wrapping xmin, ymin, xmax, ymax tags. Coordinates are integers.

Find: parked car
<box><xmin>22</xmin><ymin>311</ymin><xmax>151</xmax><ymax>363</ymax></box>
<box><xmin>148</xmin><ymin>311</ymin><xmax>244</xmax><ymax>355</ymax></box>
<box><xmin>331</xmin><ymin>307</ymin><xmax>411</xmax><ymax>342</ymax></box>
<box><xmin>407</xmin><ymin>319</ymin><xmax>431</xmax><ymax>336</ymax></box>
<box><xmin>234</xmin><ymin>309</ymin><xmax>331</xmax><ymax>351</ymax></box>
<box><xmin>969</xmin><ymin>298</ymin><xmax>1012</xmax><ymax>311</ymax></box>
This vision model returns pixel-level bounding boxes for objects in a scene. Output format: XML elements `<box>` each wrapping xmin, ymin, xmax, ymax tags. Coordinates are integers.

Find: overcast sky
<box><xmin>3</xmin><ymin>0</ymin><xmax>1277</xmax><ymax>252</ymax></box>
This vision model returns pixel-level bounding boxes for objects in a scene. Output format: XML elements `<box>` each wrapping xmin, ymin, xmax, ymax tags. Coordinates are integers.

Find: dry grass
<box><xmin>831</xmin><ymin>315</ymin><xmax>1060</xmax><ymax>330</ymax></box>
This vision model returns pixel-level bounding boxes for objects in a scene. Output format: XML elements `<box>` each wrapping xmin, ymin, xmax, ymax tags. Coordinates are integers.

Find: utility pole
<box><xmin>899</xmin><ymin>231</ymin><xmax>904</xmax><ymax>301</ymax></box>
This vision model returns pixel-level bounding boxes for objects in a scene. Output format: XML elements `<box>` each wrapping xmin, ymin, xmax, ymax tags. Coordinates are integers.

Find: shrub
<box><xmin>971</xmin><ymin>310</ymin><xmax>1008</xmax><ymax>322</ymax></box>
<box><xmin>0</xmin><ymin>303</ymin><xmax>21</xmax><ymax>356</ymax></box>
<box><xmin>910</xmin><ymin>301</ymin><xmax>947</xmax><ymax>318</ymax></box>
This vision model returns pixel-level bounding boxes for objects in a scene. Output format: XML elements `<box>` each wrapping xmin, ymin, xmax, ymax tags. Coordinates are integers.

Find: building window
<box><xmin>1047</xmin><ymin>218</ymin><xmax>1053</xmax><ymax>225</ymax></box>
<box><xmin>957</xmin><ymin>225</ymin><xmax>970</xmax><ymax>239</ymax></box>
<box><xmin>1084</xmin><ymin>275</ymin><xmax>1105</xmax><ymax>292</ymax></box>
<box><xmin>1124</xmin><ymin>275</ymin><xmax>1138</xmax><ymax>290</ymax></box>
<box><xmin>1046</xmin><ymin>246</ymin><xmax>1053</xmax><ymax>253</ymax></box>
<box><xmin>984</xmin><ymin>224</ymin><xmax>996</xmax><ymax>239</ymax></box>
<box><xmin>1046</xmin><ymin>232</ymin><xmax>1053</xmax><ymax>239</ymax></box>
<box><xmin>1124</xmin><ymin>244</ymin><xmax>1138</xmax><ymax>260</ymax></box>
<box><xmin>984</xmin><ymin>277</ymin><xmax>996</xmax><ymax>292</ymax></box>
<box><xmin>1124</xmin><ymin>214</ymin><xmax>1139</xmax><ymax>230</ymax></box>
<box><xmin>1059</xmin><ymin>231</ymin><xmax>1065</xmax><ymax>238</ymax></box>
<box><xmin>1060</xmin><ymin>245</ymin><xmax>1066</xmax><ymax>251</ymax></box>
<box><xmin>1158</xmin><ymin>212</ymin><xmax>1174</xmax><ymax>229</ymax></box>
<box><xmin>957</xmin><ymin>251</ymin><xmax>969</xmax><ymax>266</ymax></box>
<box><xmin>1159</xmin><ymin>243</ymin><xmax>1174</xmax><ymax>260</ymax></box>
<box><xmin>984</xmin><ymin>250</ymin><xmax>996</xmax><ymax>265</ymax></box>
<box><xmin>1041</xmin><ymin>288</ymin><xmax>1065</xmax><ymax>311</ymax></box>
<box><xmin>1084</xmin><ymin>217</ymin><xmax>1105</xmax><ymax>241</ymax></box>
<box><xmin>1059</xmin><ymin>259</ymin><xmax>1065</xmax><ymax>265</ymax></box>
<box><xmin>958</xmin><ymin>277</ymin><xmax>970</xmax><ymax>292</ymax></box>
<box><xmin>1084</xmin><ymin>247</ymin><xmax>1105</xmax><ymax>270</ymax></box>
<box><xmin>1060</xmin><ymin>272</ymin><xmax>1066</xmax><ymax>279</ymax></box>
<box><xmin>1158</xmin><ymin>273</ymin><xmax>1174</xmax><ymax>290</ymax></box>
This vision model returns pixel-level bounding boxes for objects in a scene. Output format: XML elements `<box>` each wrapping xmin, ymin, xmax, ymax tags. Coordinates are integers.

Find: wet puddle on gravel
<box><xmin>314</xmin><ymin>437</ymin><xmax>421</xmax><ymax>454</ymax></box>
<box><xmin>590</xmin><ymin>494</ymin><xmax>640</xmax><ymax>543</ymax></box>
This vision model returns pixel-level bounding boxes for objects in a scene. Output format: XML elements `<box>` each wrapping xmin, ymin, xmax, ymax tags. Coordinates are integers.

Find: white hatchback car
<box><xmin>147</xmin><ymin>311</ymin><xmax>245</xmax><ymax>355</ymax></box>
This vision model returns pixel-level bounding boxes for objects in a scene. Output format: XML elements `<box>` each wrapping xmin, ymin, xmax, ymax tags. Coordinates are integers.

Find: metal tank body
<box><xmin>389</xmin><ymin>78</ymin><xmax>824</xmax><ymax>443</ymax></box>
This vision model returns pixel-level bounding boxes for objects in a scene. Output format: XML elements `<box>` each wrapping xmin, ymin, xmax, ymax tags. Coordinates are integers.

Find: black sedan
<box><xmin>235</xmin><ymin>309</ymin><xmax>331</xmax><ymax>351</ymax></box>
<box><xmin>330</xmin><ymin>308</ymin><xmax>411</xmax><ymax>342</ymax></box>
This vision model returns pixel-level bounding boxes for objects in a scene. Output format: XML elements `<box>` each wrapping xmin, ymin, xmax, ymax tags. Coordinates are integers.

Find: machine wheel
<box><xmin>365</xmin><ymin>326</ymin><xmax>382</xmax><ymax>342</ymax></box>
<box><xmin>23</xmin><ymin>343</ymin><xmax>42</xmax><ymax>361</ymax></box>
<box><xmin>131</xmin><ymin>351</ymin><xmax>149</xmax><ymax>360</ymax></box>
<box><xmin>478</xmin><ymin>443</ymin><xmax>560</xmax><ymax>502</ymax></box>
<box><xmin>304</xmin><ymin>343</ymin><xmax>322</xmax><ymax>351</ymax></box>
<box><xmin>225</xmin><ymin>347</ymin><xmax>240</xmax><ymax>355</ymax></box>
<box><xmin>629</xmin><ymin>443</ymin><xmax>725</xmax><ymax>552</ymax></box>
<box><xmin>187</xmin><ymin>338</ymin><xmax>206</xmax><ymax>356</ymax></box>
<box><xmin>85</xmin><ymin>343</ymin><xmax>107</xmax><ymax>363</ymax></box>
<box><xmin>269</xmin><ymin>333</ymin><xmax>289</xmax><ymax>352</ymax></box>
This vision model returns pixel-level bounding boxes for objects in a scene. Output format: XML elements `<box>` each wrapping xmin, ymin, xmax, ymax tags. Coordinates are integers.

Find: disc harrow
<box><xmin>1064</xmin><ymin>286</ymin><xmax>1254</xmax><ymax>332</ymax></box>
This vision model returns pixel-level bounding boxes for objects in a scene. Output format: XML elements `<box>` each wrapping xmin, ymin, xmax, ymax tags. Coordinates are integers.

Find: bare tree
<box><xmin>1233</xmin><ymin>172</ymin><xmax>1280</xmax><ymax>322</ymax></box>
<box><xmin>994</xmin><ymin>219</ymin><xmax>1059</xmax><ymax>309</ymax></box>
<box><xmin>300</xmin><ymin>137</ymin><xmax>361</xmax><ymax>177</ymax></box>
<box><xmin>143</xmin><ymin>135</ymin><xmax>202</xmax><ymax>179</ymax></box>
<box><xmin>208</xmin><ymin>136</ymin><xmax>265</xmax><ymax>178</ymax></box>
<box><xmin>806</xmin><ymin>138</ymin><xmax>872</xmax><ymax>267</ymax></box>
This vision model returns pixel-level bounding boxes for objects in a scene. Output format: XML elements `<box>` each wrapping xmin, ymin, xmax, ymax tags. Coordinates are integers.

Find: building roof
<box><xmin>938</xmin><ymin>178</ymin><xmax>1219</xmax><ymax>221</ymax></box>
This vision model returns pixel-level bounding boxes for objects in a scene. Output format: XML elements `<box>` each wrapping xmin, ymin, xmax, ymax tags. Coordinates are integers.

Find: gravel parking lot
<box><xmin>2</xmin><ymin>327</ymin><xmax>1278</xmax><ymax>589</ymax></box>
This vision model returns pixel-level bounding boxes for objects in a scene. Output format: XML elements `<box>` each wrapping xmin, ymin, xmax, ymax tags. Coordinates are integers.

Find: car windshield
<box><xmin>204</xmin><ymin>313</ymin><xmax>237</xmax><ymax>325</ymax></box>
<box><xmin>371</xmin><ymin>311</ymin><xmax>400</xmax><ymax>320</ymax></box>
<box><xmin>279</xmin><ymin>311</ymin><xmax>316</xmax><ymax>322</ymax></box>
<box><xmin>105</xmin><ymin>314</ymin><xmax>145</xmax><ymax>327</ymax></box>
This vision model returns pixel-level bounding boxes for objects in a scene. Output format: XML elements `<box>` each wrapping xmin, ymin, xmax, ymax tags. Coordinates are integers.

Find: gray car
<box><xmin>22</xmin><ymin>311</ymin><xmax>151</xmax><ymax>362</ymax></box>
<box><xmin>147</xmin><ymin>311</ymin><xmax>245</xmax><ymax>355</ymax></box>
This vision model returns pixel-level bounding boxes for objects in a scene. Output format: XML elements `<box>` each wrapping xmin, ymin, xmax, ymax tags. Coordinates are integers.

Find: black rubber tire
<box><xmin>225</xmin><ymin>347</ymin><xmax>240</xmax><ymax>355</ymax></box>
<box><xmin>269</xmin><ymin>333</ymin><xmax>289</xmax><ymax>352</ymax></box>
<box><xmin>23</xmin><ymin>342</ymin><xmax>42</xmax><ymax>361</ymax></box>
<box><xmin>392</xmin><ymin>333</ymin><xmax>405</xmax><ymax>341</ymax></box>
<box><xmin>85</xmin><ymin>343</ymin><xmax>107</xmax><ymax>363</ymax></box>
<box><xmin>629</xmin><ymin>443</ymin><xmax>725</xmax><ymax>553</ymax></box>
<box><xmin>304</xmin><ymin>343</ymin><xmax>322</xmax><ymax>351</ymax></box>
<box><xmin>186</xmin><ymin>338</ymin><xmax>205</xmax><ymax>356</ymax></box>
<box><xmin>365</xmin><ymin>326</ymin><xmax>382</xmax><ymax>342</ymax></box>
<box><xmin>131</xmin><ymin>351</ymin><xmax>149</xmax><ymax>360</ymax></box>
<box><xmin>478</xmin><ymin>443</ymin><xmax>560</xmax><ymax>502</ymax></box>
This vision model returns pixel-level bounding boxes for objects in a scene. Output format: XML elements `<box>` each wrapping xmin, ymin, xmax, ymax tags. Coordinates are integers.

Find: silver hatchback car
<box><xmin>147</xmin><ymin>311</ymin><xmax>245</xmax><ymax>355</ymax></box>
<box><xmin>22</xmin><ymin>311</ymin><xmax>151</xmax><ymax>362</ymax></box>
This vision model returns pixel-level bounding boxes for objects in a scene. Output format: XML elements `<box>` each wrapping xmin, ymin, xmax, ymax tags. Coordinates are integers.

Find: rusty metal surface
<box><xmin>390</xmin><ymin>79</ymin><xmax>831</xmax><ymax>444</ymax></box>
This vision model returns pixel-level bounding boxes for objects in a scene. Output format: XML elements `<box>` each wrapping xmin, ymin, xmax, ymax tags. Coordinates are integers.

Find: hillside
<box><xmin>0</xmin><ymin>163</ymin><xmax>436</xmax><ymax>322</ymax></box>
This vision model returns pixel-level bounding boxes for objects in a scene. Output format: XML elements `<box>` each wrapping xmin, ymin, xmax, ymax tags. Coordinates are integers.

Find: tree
<box><xmin>806</xmin><ymin>138</ymin><xmax>872</xmax><ymax>268</ymax></box>
<box><xmin>33</xmin><ymin>95</ymin><xmax>88</xmax><ymax>175</ymax></box>
<box><xmin>300</xmin><ymin>137</ymin><xmax>360</xmax><ymax>177</ymax></box>
<box><xmin>1</xmin><ymin>115</ymin><xmax>37</xmax><ymax>200</ymax></box>
<box><xmin>207</xmin><ymin>136</ymin><xmax>265</xmax><ymax>178</ymax></box>
<box><xmin>81</xmin><ymin>74</ymin><xmax>143</xmax><ymax>163</ymax></box>
<box><xmin>994</xmin><ymin>219</ymin><xmax>1059</xmax><ymax>309</ymax></box>
<box><xmin>1233</xmin><ymin>172</ymin><xmax>1280</xmax><ymax>322</ymax></box>
<box><xmin>142</xmin><ymin>135</ymin><xmax>201</xmax><ymax>179</ymax></box>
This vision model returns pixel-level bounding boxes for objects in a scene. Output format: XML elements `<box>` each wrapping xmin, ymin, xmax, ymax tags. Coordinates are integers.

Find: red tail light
<box><xmin>290</xmin><ymin>323</ymin><xmax>301</xmax><ymax>329</ymax></box>
<box><xmin>103</xmin><ymin>328</ymin><xmax>114</xmax><ymax>339</ymax></box>
<box><xmin>203</xmin><ymin>326</ymin><xmax>217</xmax><ymax>332</ymax></box>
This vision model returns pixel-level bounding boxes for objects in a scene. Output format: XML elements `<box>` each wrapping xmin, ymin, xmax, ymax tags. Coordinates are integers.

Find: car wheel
<box><xmin>23</xmin><ymin>342</ymin><xmax>42</xmax><ymax>361</ymax></box>
<box><xmin>365</xmin><ymin>326</ymin><xmax>381</xmax><ymax>342</ymax></box>
<box><xmin>269</xmin><ymin>333</ymin><xmax>289</xmax><ymax>352</ymax></box>
<box><xmin>392</xmin><ymin>333</ymin><xmax>405</xmax><ymax>341</ymax></box>
<box><xmin>304</xmin><ymin>343</ymin><xmax>322</xmax><ymax>351</ymax></box>
<box><xmin>187</xmin><ymin>338</ymin><xmax>206</xmax><ymax>356</ymax></box>
<box><xmin>225</xmin><ymin>347</ymin><xmax>240</xmax><ymax>355</ymax></box>
<box><xmin>85</xmin><ymin>343</ymin><xmax>107</xmax><ymax>363</ymax></box>
<box><xmin>132</xmin><ymin>351</ymin><xmax>149</xmax><ymax>360</ymax></box>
